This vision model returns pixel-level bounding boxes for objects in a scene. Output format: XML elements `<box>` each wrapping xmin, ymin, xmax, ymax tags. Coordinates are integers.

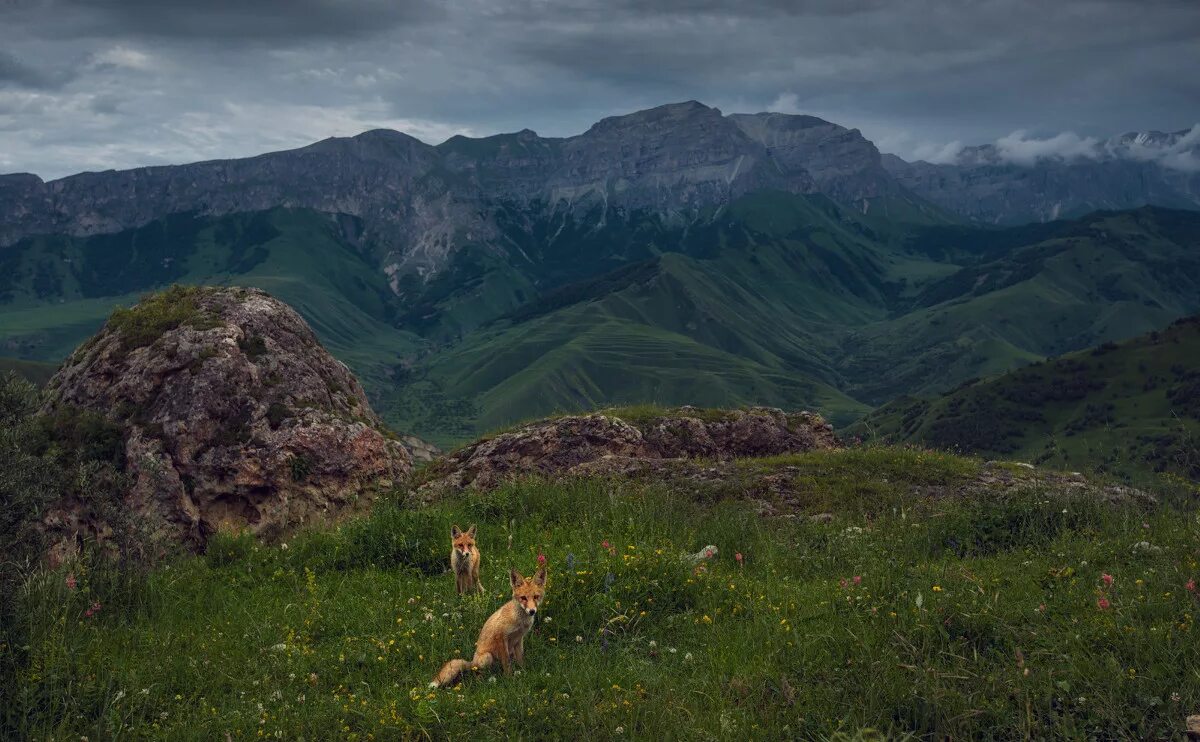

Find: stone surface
<box><xmin>418</xmin><ymin>407</ymin><xmax>838</xmax><ymax>495</ymax></box>
<box><xmin>39</xmin><ymin>286</ymin><xmax>411</xmax><ymax>561</ymax></box>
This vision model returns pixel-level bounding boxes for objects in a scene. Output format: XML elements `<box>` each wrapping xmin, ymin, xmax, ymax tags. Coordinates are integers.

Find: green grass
<box><xmin>0</xmin><ymin>357</ymin><xmax>56</xmax><ymax>387</ymax></box>
<box><xmin>4</xmin><ymin>447</ymin><xmax>1199</xmax><ymax>740</ymax></box>
<box><xmin>850</xmin><ymin>316</ymin><xmax>1200</xmax><ymax>485</ymax></box>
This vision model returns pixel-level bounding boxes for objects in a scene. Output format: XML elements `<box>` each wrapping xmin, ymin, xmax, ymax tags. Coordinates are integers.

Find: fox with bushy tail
<box><xmin>430</xmin><ymin>566</ymin><xmax>547</xmax><ymax>688</ymax></box>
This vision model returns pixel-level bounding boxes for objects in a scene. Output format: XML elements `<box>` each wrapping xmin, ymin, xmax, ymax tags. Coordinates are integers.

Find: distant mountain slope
<box><xmin>1</xmin><ymin>190</ymin><xmax>1197</xmax><ymax>448</ymax></box>
<box><xmin>381</xmin><ymin>200</ymin><xmax>1200</xmax><ymax>446</ymax></box>
<box><xmin>0</xmin><ymin>207</ymin><xmax>419</xmax><ymax>386</ymax></box>
<box><xmin>883</xmin><ymin>126</ymin><xmax>1200</xmax><ymax>225</ymax></box>
<box><xmin>850</xmin><ymin>316</ymin><xmax>1200</xmax><ymax>483</ymax></box>
<box><xmin>836</xmin><ymin>207</ymin><xmax>1200</xmax><ymax>404</ymax></box>
<box><xmin>0</xmin><ymin>357</ymin><xmax>56</xmax><ymax>386</ymax></box>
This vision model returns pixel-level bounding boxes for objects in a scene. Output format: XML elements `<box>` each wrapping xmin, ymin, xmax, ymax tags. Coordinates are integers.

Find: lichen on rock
<box><xmin>40</xmin><ymin>285</ymin><xmax>412</xmax><ymax>561</ymax></box>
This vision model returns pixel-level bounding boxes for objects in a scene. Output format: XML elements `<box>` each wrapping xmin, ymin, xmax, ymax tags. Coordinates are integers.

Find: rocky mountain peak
<box><xmin>39</xmin><ymin>285</ymin><xmax>412</xmax><ymax>562</ymax></box>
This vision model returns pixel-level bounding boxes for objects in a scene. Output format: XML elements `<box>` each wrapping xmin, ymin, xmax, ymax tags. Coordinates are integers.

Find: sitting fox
<box><xmin>450</xmin><ymin>524</ymin><xmax>484</xmax><ymax>595</ymax></box>
<box><xmin>430</xmin><ymin>566</ymin><xmax>547</xmax><ymax>688</ymax></box>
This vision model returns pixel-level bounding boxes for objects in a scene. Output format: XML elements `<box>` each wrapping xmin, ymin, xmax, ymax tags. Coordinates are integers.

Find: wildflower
<box><xmin>575</xmin><ymin>635</ymin><xmax>583</xmax><ymax>643</ymax></box>
<box><xmin>602</xmin><ymin>540</ymin><xmax>611</xmax><ymax>550</ymax></box>
<box><xmin>615</xmin><ymin>726</ymin><xmax>625</xmax><ymax>734</ymax></box>
<box><xmin>1172</xmin><ymin>692</ymin><xmax>1182</xmax><ymax>702</ymax></box>
<box><xmin>1102</xmin><ymin>573</ymin><xmax>1114</xmax><ymax>587</ymax></box>
<box><xmin>84</xmin><ymin>601</ymin><xmax>101</xmax><ymax>618</ymax></box>
<box><xmin>1187</xmin><ymin>579</ymin><xmax>1197</xmax><ymax>593</ymax></box>
<box><xmin>734</xmin><ymin>552</ymin><xmax>744</xmax><ymax>566</ymax></box>
<box><xmin>839</xmin><ymin>578</ymin><xmax>847</xmax><ymax>589</ymax></box>
<box><xmin>853</xmin><ymin>575</ymin><xmax>862</xmax><ymax>585</ymax></box>
<box><xmin>65</xmin><ymin>574</ymin><xmax>77</xmax><ymax>590</ymax></box>
<box><xmin>1097</xmin><ymin>597</ymin><xmax>1111</xmax><ymax>610</ymax></box>
<box><xmin>932</xmin><ymin>586</ymin><xmax>942</xmax><ymax>593</ymax></box>
<box><xmin>684</xmin><ymin>652</ymin><xmax>693</xmax><ymax>662</ymax></box>
<box><xmin>537</xmin><ymin>553</ymin><xmax>546</xmax><ymax>566</ymax></box>
<box><xmin>648</xmin><ymin>640</ymin><xmax>657</xmax><ymax>648</ymax></box>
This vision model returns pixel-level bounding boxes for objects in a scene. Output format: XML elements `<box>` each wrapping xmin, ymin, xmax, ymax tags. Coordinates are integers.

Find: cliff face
<box><xmin>39</xmin><ymin>286</ymin><xmax>411</xmax><ymax>561</ymax></box>
<box><xmin>0</xmin><ymin>102</ymin><xmax>892</xmax><ymax>293</ymax></box>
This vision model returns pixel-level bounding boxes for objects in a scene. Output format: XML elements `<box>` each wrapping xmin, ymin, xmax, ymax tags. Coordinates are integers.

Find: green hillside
<box><xmin>2</xmin><ymin>199</ymin><xmax>1198</xmax><ymax>449</ymax></box>
<box><xmin>0</xmin><ymin>207</ymin><xmax>421</xmax><ymax>388</ymax></box>
<box><xmin>0</xmin><ymin>357</ymin><xmax>56</xmax><ymax>386</ymax></box>
<box><xmin>850</xmin><ymin>316</ymin><xmax>1200</xmax><ymax>483</ymax></box>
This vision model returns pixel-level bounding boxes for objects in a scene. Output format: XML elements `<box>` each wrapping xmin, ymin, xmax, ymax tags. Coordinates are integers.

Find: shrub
<box><xmin>106</xmin><ymin>285</ymin><xmax>220</xmax><ymax>351</ymax></box>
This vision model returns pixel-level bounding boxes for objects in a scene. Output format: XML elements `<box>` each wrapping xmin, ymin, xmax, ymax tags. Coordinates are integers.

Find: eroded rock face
<box><xmin>419</xmin><ymin>407</ymin><xmax>838</xmax><ymax>495</ymax></box>
<box><xmin>40</xmin><ymin>286</ymin><xmax>411</xmax><ymax>560</ymax></box>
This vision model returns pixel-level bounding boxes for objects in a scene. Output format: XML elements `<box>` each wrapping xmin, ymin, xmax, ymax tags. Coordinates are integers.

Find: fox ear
<box><xmin>451</xmin><ymin>524</ymin><xmax>462</xmax><ymax>538</ymax></box>
<box><xmin>509</xmin><ymin>568</ymin><xmax>523</xmax><ymax>589</ymax></box>
<box><xmin>466</xmin><ymin>524</ymin><xmax>477</xmax><ymax>537</ymax></box>
<box><xmin>533</xmin><ymin>566</ymin><xmax>547</xmax><ymax>586</ymax></box>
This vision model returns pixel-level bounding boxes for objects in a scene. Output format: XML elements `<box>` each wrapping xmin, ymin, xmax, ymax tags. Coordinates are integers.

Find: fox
<box><xmin>429</xmin><ymin>566</ymin><xmax>547</xmax><ymax>688</ymax></box>
<box><xmin>450</xmin><ymin>524</ymin><xmax>484</xmax><ymax>595</ymax></box>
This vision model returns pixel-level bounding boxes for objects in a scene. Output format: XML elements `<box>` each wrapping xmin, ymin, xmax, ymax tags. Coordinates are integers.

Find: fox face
<box><xmin>509</xmin><ymin>567</ymin><xmax>547</xmax><ymax>617</ymax></box>
<box><xmin>450</xmin><ymin>524</ymin><xmax>478</xmax><ymax>560</ymax></box>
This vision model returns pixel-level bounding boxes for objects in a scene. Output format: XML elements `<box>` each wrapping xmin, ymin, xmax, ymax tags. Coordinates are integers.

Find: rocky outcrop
<box><xmin>418</xmin><ymin>407</ymin><xmax>838</xmax><ymax>495</ymax></box>
<box><xmin>39</xmin><ymin>286</ymin><xmax>411</xmax><ymax>561</ymax></box>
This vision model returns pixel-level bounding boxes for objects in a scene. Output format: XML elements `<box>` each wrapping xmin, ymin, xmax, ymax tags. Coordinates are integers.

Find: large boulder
<box><xmin>40</xmin><ymin>286</ymin><xmax>411</xmax><ymax>560</ymax></box>
<box><xmin>419</xmin><ymin>406</ymin><xmax>838</xmax><ymax>495</ymax></box>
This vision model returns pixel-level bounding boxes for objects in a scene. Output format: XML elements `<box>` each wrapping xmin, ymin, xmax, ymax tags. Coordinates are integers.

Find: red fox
<box><xmin>450</xmin><ymin>524</ymin><xmax>484</xmax><ymax>595</ymax></box>
<box><xmin>430</xmin><ymin>566</ymin><xmax>547</xmax><ymax>688</ymax></box>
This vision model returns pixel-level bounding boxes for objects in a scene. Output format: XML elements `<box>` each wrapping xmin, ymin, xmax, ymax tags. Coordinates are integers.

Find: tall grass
<box><xmin>3</xmin><ymin>449</ymin><xmax>1199</xmax><ymax>740</ymax></box>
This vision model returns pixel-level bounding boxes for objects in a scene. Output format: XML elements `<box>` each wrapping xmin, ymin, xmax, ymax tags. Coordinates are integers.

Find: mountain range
<box><xmin>2</xmin><ymin>101</ymin><xmax>1198</xmax><ymax>459</ymax></box>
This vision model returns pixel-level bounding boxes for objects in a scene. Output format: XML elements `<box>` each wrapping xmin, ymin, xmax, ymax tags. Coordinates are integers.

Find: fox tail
<box><xmin>429</xmin><ymin>651</ymin><xmax>493</xmax><ymax>688</ymax></box>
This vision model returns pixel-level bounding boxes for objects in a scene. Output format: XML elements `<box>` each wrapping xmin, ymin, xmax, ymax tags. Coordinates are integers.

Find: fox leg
<box><xmin>473</xmin><ymin>563</ymin><xmax>485</xmax><ymax>593</ymax></box>
<box><xmin>509</xmin><ymin>637</ymin><xmax>525</xmax><ymax>667</ymax></box>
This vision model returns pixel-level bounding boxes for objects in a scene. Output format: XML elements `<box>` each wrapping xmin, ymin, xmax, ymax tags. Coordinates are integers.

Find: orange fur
<box><xmin>430</xmin><ymin>566</ymin><xmax>547</xmax><ymax>688</ymax></box>
<box><xmin>450</xmin><ymin>524</ymin><xmax>484</xmax><ymax>595</ymax></box>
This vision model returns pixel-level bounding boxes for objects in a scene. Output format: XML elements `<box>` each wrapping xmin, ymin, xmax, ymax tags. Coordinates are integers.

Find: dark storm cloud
<box><xmin>0</xmin><ymin>50</ymin><xmax>72</xmax><ymax>89</ymax></box>
<box><xmin>4</xmin><ymin>0</ymin><xmax>441</xmax><ymax>42</ymax></box>
<box><xmin>0</xmin><ymin>0</ymin><xmax>1198</xmax><ymax>178</ymax></box>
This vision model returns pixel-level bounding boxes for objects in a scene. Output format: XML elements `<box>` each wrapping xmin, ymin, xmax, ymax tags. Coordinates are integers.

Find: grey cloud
<box><xmin>4</xmin><ymin>0</ymin><xmax>441</xmax><ymax>42</ymax></box>
<box><xmin>0</xmin><ymin>51</ymin><xmax>73</xmax><ymax>89</ymax></box>
<box><xmin>0</xmin><ymin>0</ymin><xmax>1198</xmax><ymax>178</ymax></box>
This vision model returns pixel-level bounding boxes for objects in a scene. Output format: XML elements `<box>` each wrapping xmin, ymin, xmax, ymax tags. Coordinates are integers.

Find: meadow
<box><xmin>2</xmin><ymin>447</ymin><xmax>1199</xmax><ymax>740</ymax></box>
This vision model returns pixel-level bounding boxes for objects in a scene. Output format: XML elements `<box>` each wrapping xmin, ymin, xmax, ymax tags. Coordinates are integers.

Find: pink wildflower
<box><xmin>536</xmin><ymin>553</ymin><xmax>547</xmax><ymax>566</ymax></box>
<box><xmin>1101</xmin><ymin>573</ymin><xmax>1114</xmax><ymax>587</ymax></box>
<box><xmin>65</xmin><ymin>574</ymin><xmax>77</xmax><ymax>590</ymax></box>
<box><xmin>839</xmin><ymin>578</ymin><xmax>848</xmax><ymax>589</ymax></box>
<box><xmin>1187</xmin><ymin>579</ymin><xmax>1196</xmax><ymax>593</ymax></box>
<box><xmin>1097</xmin><ymin>597</ymin><xmax>1111</xmax><ymax>610</ymax></box>
<box><xmin>853</xmin><ymin>575</ymin><xmax>862</xmax><ymax>585</ymax></box>
<box><xmin>601</xmin><ymin>540</ymin><xmax>611</xmax><ymax>550</ymax></box>
<box><xmin>84</xmin><ymin>600</ymin><xmax>101</xmax><ymax>618</ymax></box>
<box><xmin>734</xmin><ymin>552</ymin><xmax>743</xmax><ymax>566</ymax></box>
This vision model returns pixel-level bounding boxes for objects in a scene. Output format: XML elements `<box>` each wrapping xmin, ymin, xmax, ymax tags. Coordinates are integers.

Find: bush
<box><xmin>106</xmin><ymin>285</ymin><xmax>220</xmax><ymax>351</ymax></box>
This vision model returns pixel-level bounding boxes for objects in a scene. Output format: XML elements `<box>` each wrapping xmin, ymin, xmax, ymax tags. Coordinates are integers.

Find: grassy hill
<box><xmin>0</xmin><ymin>207</ymin><xmax>421</xmax><ymax>394</ymax></box>
<box><xmin>0</xmin><ymin>357</ymin><xmax>56</xmax><ymax>387</ymax></box>
<box><xmin>2</xmin><ymin>199</ymin><xmax>1198</xmax><ymax>449</ymax></box>
<box><xmin>4</xmin><ymin>446</ymin><xmax>1198</xmax><ymax>739</ymax></box>
<box><xmin>850</xmin><ymin>316</ymin><xmax>1200</xmax><ymax>484</ymax></box>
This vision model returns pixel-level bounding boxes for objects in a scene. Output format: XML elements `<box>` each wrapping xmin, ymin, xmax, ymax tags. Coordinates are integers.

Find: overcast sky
<box><xmin>2</xmin><ymin>0</ymin><xmax>1198</xmax><ymax>180</ymax></box>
